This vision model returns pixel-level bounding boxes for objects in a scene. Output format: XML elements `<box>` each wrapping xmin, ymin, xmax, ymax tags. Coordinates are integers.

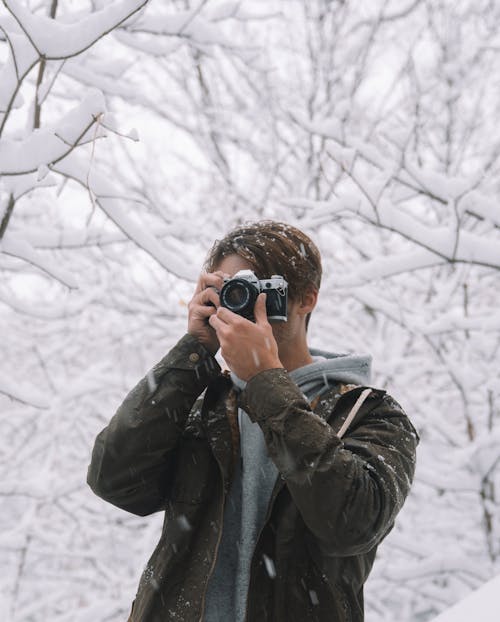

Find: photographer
<box><xmin>87</xmin><ymin>221</ymin><xmax>418</xmax><ymax>622</ymax></box>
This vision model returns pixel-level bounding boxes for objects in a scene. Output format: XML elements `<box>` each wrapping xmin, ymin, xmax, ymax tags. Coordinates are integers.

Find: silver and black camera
<box><xmin>219</xmin><ymin>270</ymin><xmax>288</xmax><ymax>322</ymax></box>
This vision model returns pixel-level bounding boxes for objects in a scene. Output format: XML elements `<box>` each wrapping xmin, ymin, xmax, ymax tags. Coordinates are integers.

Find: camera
<box><xmin>219</xmin><ymin>270</ymin><xmax>288</xmax><ymax>322</ymax></box>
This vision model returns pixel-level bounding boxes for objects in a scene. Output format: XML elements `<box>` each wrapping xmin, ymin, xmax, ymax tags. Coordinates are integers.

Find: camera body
<box><xmin>219</xmin><ymin>270</ymin><xmax>288</xmax><ymax>322</ymax></box>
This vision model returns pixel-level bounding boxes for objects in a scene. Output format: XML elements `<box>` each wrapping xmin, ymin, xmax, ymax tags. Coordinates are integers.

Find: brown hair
<box><xmin>204</xmin><ymin>220</ymin><xmax>322</xmax><ymax>304</ymax></box>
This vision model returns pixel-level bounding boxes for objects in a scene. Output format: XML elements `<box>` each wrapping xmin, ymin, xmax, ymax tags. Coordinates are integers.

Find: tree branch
<box><xmin>0</xmin><ymin>194</ymin><xmax>15</xmax><ymax>240</ymax></box>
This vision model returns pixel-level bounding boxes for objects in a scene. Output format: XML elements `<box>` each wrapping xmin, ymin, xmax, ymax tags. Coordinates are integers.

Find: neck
<box><xmin>278</xmin><ymin>339</ymin><xmax>313</xmax><ymax>372</ymax></box>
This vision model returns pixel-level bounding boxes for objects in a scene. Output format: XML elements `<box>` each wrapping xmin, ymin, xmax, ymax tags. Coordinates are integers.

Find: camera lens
<box><xmin>220</xmin><ymin>278</ymin><xmax>258</xmax><ymax>318</ymax></box>
<box><xmin>224</xmin><ymin>283</ymin><xmax>249</xmax><ymax>309</ymax></box>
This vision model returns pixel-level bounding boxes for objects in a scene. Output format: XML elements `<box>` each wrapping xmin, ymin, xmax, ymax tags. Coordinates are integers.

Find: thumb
<box><xmin>254</xmin><ymin>293</ymin><xmax>268</xmax><ymax>324</ymax></box>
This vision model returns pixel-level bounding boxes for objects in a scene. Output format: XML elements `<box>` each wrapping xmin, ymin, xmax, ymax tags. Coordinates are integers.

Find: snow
<box><xmin>0</xmin><ymin>234</ymin><xmax>79</xmax><ymax>288</ymax></box>
<box><xmin>128</xmin><ymin>6</ymin><xmax>239</xmax><ymax>48</ymax></box>
<box><xmin>0</xmin><ymin>90</ymin><xmax>106</xmax><ymax>175</ymax></box>
<box><xmin>0</xmin><ymin>374</ymin><xmax>50</xmax><ymax>409</ymax></box>
<box><xmin>3</xmin><ymin>0</ymin><xmax>148</xmax><ymax>59</ymax></box>
<box><xmin>332</xmin><ymin>248</ymin><xmax>442</xmax><ymax>286</ymax></box>
<box><xmin>459</xmin><ymin>190</ymin><xmax>500</xmax><ymax>227</ymax></box>
<box><xmin>53</xmin><ymin>155</ymin><xmax>199</xmax><ymax>280</ymax></box>
<box><xmin>1</xmin><ymin>1</ymin><xmax>500</xmax><ymax>621</ymax></box>
<box><xmin>0</xmin><ymin>170</ymin><xmax>56</xmax><ymax>199</ymax></box>
<box><xmin>430</xmin><ymin>574</ymin><xmax>500</xmax><ymax>622</ymax></box>
<box><xmin>262</xmin><ymin>554</ymin><xmax>276</xmax><ymax>579</ymax></box>
<box><xmin>0</xmin><ymin>31</ymin><xmax>38</xmax><ymax>111</ymax></box>
<box><xmin>61</xmin><ymin>58</ymin><xmax>141</xmax><ymax>101</ymax></box>
<box><xmin>287</xmin><ymin>192</ymin><xmax>500</xmax><ymax>270</ymax></box>
<box><xmin>0</xmin><ymin>287</ymin><xmax>100</xmax><ymax>319</ymax></box>
<box><xmin>423</xmin><ymin>312</ymin><xmax>500</xmax><ymax>334</ymax></box>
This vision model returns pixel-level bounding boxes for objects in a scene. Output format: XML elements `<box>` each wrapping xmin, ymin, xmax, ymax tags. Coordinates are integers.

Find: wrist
<box><xmin>187</xmin><ymin>331</ymin><xmax>219</xmax><ymax>356</ymax></box>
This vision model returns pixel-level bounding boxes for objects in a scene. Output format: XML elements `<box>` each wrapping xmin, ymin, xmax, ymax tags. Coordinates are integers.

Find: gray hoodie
<box><xmin>204</xmin><ymin>349</ymin><xmax>372</xmax><ymax>622</ymax></box>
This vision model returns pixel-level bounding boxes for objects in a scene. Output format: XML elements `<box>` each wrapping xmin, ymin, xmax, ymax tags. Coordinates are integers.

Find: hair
<box><xmin>205</xmin><ymin>221</ymin><xmax>322</xmax><ymax>326</ymax></box>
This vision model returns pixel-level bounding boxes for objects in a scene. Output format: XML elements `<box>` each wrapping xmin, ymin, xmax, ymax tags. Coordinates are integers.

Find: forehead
<box><xmin>215</xmin><ymin>254</ymin><xmax>255</xmax><ymax>278</ymax></box>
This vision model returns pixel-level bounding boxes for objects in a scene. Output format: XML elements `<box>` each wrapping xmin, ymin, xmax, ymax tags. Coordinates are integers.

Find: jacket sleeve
<box><xmin>239</xmin><ymin>368</ymin><xmax>418</xmax><ymax>557</ymax></box>
<box><xmin>87</xmin><ymin>334</ymin><xmax>220</xmax><ymax>516</ymax></box>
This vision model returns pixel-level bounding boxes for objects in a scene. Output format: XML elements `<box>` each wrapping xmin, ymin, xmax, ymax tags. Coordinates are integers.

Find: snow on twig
<box><xmin>0</xmin><ymin>90</ymin><xmax>106</xmax><ymax>175</ymax></box>
<box><xmin>2</xmin><ymin>0</ymin><xmax>149</xmax><ymax>60</ymax></box>
<box><xmin>0</xmin><ymin>234</ymin><xmax>79</xmax><ymax>288</ymax></box>
<box><xmin>0</xmin><ymin>374</ymin><xmax>51</xmax><ymax>409</ymax></box>
<box><xmin>52</xmin><ymin>154</ymin><xmax>198</xmax><ymax>280</ymax></box>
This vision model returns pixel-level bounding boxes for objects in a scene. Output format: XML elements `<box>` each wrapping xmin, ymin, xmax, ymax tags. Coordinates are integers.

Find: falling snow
<box><xmin>1</xmin><ymin>2</ymin><xmax>499</xmax><ymax>622</ymax></box>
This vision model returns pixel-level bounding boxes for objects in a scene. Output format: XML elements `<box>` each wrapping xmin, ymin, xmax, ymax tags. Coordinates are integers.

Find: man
<box><xmin>87</xmin><ymin>221</ymin><xmax>418</xmax><ymax>622</ymax></box>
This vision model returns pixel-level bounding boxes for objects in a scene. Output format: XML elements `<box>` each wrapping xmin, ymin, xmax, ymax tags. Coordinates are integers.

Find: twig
<box><xmin>3</xmin><ymin>115</ymin><xmax>100</xmax><ymax>176</ymax></box>
<box><xmin>2</xmin><ymin>0</ymin><xmax>150</xmax><ymax>62</ymax></box>
<box><xmin>33</xmin><ymin>0</ymin><xmax>59</xmax><ymax>128</ymax></box>
<box><xmin>0</xmin><ymin>193</ymin><xmax>16</xmax><ymax>240</ymax></box>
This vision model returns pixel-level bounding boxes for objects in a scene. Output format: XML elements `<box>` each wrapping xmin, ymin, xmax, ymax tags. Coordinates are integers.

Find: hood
<box><xmin>290</xmin><ymin>347</ymin><xmax>372</xmax><ymax>399</ymax></box>
<box><xmin>231</xmin><ymin>347</ymin><xmax>372</xmax><ymax>400</ymax></box>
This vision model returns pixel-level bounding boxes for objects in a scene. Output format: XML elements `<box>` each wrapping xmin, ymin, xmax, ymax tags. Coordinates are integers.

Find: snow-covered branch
<box><xmin>0</xmin><ymin>374</ymin><xmax>51</xmax><ymax>409</ymax></box>
<box><xmin>2</xmin><ymin>0</ymin><xmax>149</xmax><ymax>59</ymax></box>
<box><xmin>0</xmin><ymin>90</ymin><xmax>106</xmax><ymax>176</ymax></box>
<box><xmin>52</xmin><ymin>154</ymin><xmax>198</xmax><ymax>280</ymax></box>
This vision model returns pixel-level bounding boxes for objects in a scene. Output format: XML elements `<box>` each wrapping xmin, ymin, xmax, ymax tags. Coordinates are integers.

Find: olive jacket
<box><xmin>87</xmin><ymin>334</ymin><xmax>418</xmax><ymax>622</ymax></box>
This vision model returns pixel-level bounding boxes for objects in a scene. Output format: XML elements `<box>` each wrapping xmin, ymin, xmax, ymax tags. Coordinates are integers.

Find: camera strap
<box><xmin>337</xmin><ymin>388</ymin><xmax>372</xmax><ymax>439</ymax></box>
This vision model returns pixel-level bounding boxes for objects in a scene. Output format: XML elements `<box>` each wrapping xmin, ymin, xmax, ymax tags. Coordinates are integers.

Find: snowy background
<box><xmin>1</xmin><ymin>1</ymin><xmax>499</xmax><ymax>620</ymax></box>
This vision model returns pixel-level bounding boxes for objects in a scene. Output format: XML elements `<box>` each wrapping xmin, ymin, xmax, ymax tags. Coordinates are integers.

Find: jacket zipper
<box><xmin>198</xmin><ymin>468</ymin><xmax>228</xmax><ymax>622</ymax></box>
<box><xmin>198</xmin><ymin>381</ymin><xmax>235</xmax><ymax>622</ymax></box>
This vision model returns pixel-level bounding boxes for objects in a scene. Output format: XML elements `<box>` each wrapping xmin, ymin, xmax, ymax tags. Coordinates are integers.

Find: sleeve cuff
<box><xmin>239</xmin><ymin>367</ymin><xmax>307</xmax><ymax>422</ymax></box>
<box><xmin>151</xmin><ymin>333</ymin><xmax>221</xmax><ymax>384</ymax></box>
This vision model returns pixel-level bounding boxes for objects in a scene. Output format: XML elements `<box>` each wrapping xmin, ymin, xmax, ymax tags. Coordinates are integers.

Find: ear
<box><xmin>297</xmin><ymin>286</ymin><xmax>318</xmax><ymax>316</ymax></box>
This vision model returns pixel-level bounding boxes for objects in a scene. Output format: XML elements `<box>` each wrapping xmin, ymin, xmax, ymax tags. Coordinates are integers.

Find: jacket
<box><xmin>87</xmin><ymin>334</ymin><xmax>418</xmax><ymax>621</ymax></box>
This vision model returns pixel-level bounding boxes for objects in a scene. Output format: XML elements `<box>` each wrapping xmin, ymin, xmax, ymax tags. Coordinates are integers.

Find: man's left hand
<box><xmin>209</xmin><ymin>293</ymin><xmax>283</xmax><ymax>381</ymax></box>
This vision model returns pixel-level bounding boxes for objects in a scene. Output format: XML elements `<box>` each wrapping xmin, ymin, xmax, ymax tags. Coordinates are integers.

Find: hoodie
<box><xmin>204</xmin><ymin>348</ymin><xmax>372</xmax><ymax>622</ymax></box>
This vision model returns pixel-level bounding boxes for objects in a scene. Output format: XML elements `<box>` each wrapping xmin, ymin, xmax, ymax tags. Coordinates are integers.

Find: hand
<box><xmin>209</xmin><ymin>293</ymin><xmax>283</xmax><ymax>381</ymax></box>
<box><xmin>187</xmin><ymin>271</ymin><xmax>227</xmax><ymax>355</ymax></box>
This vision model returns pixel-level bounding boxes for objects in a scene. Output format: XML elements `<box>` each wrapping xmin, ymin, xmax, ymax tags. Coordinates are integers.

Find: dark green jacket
<box><xmin>87</xmin><ymin>334</ymin><xmax>418</xmax><ymax>622</ymax></box>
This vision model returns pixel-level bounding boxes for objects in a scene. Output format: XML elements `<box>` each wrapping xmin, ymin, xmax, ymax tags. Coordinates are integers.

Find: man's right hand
<box><xmin>187</xmin><ymin>271</ymin><xmax>227</xmax><ymax>355</ymax></box>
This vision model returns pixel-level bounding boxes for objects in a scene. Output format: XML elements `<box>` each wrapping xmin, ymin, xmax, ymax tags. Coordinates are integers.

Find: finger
<box><xmin>216</xmin><ymin>306</ymin><xmax>245</xmax><ymax>325</ymax></box>
<box><xmin>194</xmin><ymin>273</ymin><xmax>205</xmax><ymax>294</ymax></box>
<box><xmin>209</xmin><ymin>313</ymin><xmax>225</xmax><ymax>331</ymax></box>
<box><xmin>197</xmin><ymin>287</ymin><xmax>220</xmax><ymax>308</ymax></box>
<box><xmin>199</xmin><ymin>271</ymin><xmax>227</xmax><ymax>292</ymax></box>
<box><xmin>191</xmin><ymin>303</ymin><xmax>217</xmax><ymax>320</ymax></box>
<box><xmin>254</xmin><ymin>293</ymin><xmax>268</xmax><ymax>325</ymax></box>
